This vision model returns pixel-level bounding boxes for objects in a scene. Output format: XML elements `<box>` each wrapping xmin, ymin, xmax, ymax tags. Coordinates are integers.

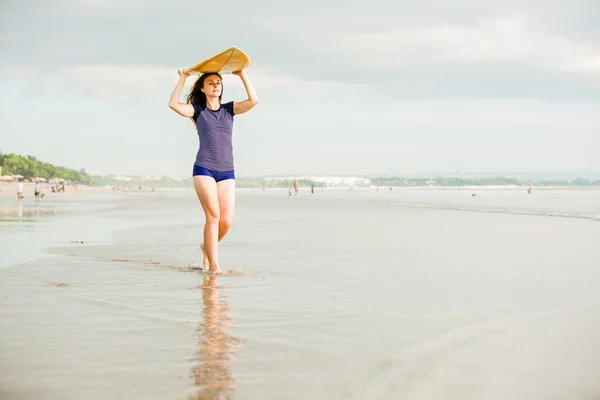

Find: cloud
<box><xmin>1</xmin><ymin>64</ymin><xmax>176</xmax><ymax>100</ymax></box>
<box><xmin>340</xmin><ymin>98</ymin><xmax>600</xmax><ymax>127</ymax></box>
<box><xmin>0</xmin><ymin>62</ymin><xmax>371</xmax><ymax>103</ymax></box>
<box><xmin>66</xmin><ymin>65</ymin><xmax>175</xmax><ymax>100</ymax></box>
<box><xmin>2</xmin><ymin>0</ymin><xmax>598</xmax><ymax>103</ymax></box>
<box><xmin>561</xmin><ymin>55</ymin><xmax>600</xmax><ymax>76</ymax></box>
<box><xmin>3</xmin><ymin>61</ymin><xmax>598</xmax><ymax>131</ymax></box>
<box><xmin>238</xmin><ymin>11</ymin><xmax>600</xmax><ymax>101</ymax></box>
<box><xmin>306</xmin><ymin>15</ymin><xmax>600</xmax><ymax>80</ymax></box>
<box><xmin>228</xmin><ymin>68</ymin><xmax>600</xmax><ymax>128</ymax></box>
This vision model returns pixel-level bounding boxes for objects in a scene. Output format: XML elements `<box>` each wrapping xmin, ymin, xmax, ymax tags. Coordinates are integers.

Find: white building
<box><xmin>266</xmin><ymin>176</ymin><xmax>372</xmax><ymax>187</ymax></box>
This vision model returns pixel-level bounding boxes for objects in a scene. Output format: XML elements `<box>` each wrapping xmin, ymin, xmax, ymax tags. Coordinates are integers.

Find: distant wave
<box><xmin>390</xmin><ymin>202</ymin><xmax>600</xmax><ymax>222</ymax></box>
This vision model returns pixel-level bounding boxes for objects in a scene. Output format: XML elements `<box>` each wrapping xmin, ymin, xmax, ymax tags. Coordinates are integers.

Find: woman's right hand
<box><xmin>178</xmin><ymin>68</ymin><xmax>191</xmax><ymax>78</ymax></box>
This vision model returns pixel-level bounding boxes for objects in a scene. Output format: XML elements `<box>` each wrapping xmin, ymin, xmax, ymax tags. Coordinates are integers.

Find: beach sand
<box><xmin>1</xmin><ymin>187</ymin><xmax>600</xmax><ymax>399</ymax></box>
<box><xmin>0</xmin><ymin>181</ymin><xmax>111</xmax><ymax>199</ymax></box>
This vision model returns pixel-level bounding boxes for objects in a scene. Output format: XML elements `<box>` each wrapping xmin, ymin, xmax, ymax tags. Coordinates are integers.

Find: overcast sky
<box><xmin>1</xmin><ymin>0</ymin><xmax>599</xmax><ymax>177</ymax></box>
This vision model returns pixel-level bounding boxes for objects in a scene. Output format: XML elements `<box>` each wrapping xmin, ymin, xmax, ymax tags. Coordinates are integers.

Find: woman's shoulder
<box><xmin>222</xmin><ymin>101</ymin><xmax>235</xmax><ymax>115</ymax></box>
<box><xmin>191</xmin><ymin>103</ymin><xmax>206</xmax><ymax>118</ymax></box>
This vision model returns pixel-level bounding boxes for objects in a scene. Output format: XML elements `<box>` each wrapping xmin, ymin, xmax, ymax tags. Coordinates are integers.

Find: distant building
<box><xmin>108</xmin><ymin>175</ymin><xmax>132</xmax><ymax>181</ymax></box>
<box><xmin>265</xmin><ymin>176</ymin><xmax>372</xmax><ymax>187</ymax></box>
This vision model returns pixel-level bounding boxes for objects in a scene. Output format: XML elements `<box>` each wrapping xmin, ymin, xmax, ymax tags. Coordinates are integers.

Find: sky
<box><xmin>1</xmin><ymin>0</ymin><xmax>599</xmax><ymax>178</ymax></box>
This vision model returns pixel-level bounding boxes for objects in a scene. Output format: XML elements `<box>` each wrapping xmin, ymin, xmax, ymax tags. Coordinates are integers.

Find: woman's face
<box><xmin>202</xmin><ymin>74</ymin><xmax>222</xmax><ymax>98</ymax></box>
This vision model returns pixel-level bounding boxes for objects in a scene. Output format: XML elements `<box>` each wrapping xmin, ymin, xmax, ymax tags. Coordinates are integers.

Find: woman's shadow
<box><xmin>188</xmin><ymin>274</ymin><xmax>239</xmax><ymax>400</ymax></box>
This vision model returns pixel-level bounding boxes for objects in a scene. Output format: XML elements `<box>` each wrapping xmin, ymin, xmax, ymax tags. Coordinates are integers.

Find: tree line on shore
<box><xmin>2</xmin><ymin>152</ymin><xmax>598</xmax><ymax>188</ymax></box>
<box><xmin>0</xmin><ymin>153</ymin><xmax>89</xmax><ymax>182</ymax></box>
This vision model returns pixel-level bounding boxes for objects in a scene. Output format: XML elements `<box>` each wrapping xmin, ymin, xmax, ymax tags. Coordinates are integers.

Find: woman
<box><xmin>169</xmin><ymin>68</ymin><xmax>259</xmax><ymax>273</ymax></box>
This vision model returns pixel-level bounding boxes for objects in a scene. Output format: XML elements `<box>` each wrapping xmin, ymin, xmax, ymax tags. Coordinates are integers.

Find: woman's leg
<box><xmin>194</xmin><ymin>175</ymin><xmax>221</xmax><ymax>272</ymax></box>
<box><xmin>217</xmin><ymin>179</ymin><xmax>236</xmax><ymax>240</ymax></box>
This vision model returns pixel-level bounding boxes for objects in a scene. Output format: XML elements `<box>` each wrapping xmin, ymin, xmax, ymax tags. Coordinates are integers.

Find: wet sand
<box><xmin>0</xmin><ymin>182</ymin><xmax>111</xmax><ymax>198</ymax></box>
<box><xmin>1</xmin><ymin>188</ymin><xmax>600</xmax><ymax>399</ymax></box>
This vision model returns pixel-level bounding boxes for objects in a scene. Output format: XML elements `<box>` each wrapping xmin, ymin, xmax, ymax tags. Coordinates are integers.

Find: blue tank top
<box><xmin>192</xmin><ymin>101</ymin><xmax>235</xmax><ymax>171</ymax></box>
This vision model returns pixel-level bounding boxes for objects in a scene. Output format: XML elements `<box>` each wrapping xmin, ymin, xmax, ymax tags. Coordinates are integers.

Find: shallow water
<box><xmin>1</xmin><ymin>187</ymin><xmax>600</xmax><ymax>399</ymax></box>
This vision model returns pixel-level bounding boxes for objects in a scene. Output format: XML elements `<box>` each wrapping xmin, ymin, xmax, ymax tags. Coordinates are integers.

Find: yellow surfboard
<box><xmin>183</xmin><ymin>46</ymin><xmax>250</xmax><ymax>75</ymax></box>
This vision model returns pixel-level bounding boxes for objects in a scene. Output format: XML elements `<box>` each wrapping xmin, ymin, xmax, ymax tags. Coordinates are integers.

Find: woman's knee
<box><xmin>220</xmin><ymin>213</ymin><xmax>234</xmax><ymax>230</ymax></box>
<box><xmin>205</xmin><ymin>209</ymin><xmax>220</xmax><ymax>225</ymax></box>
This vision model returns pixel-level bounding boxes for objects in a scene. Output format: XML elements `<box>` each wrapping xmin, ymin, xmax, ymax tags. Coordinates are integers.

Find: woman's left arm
<box><xmin>233</xmin><ymin>69</ymin><xmax>259</xmax><ymax>115</ymax></box>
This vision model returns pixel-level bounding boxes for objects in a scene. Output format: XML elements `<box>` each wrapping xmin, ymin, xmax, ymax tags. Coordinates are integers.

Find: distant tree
<box><xmin>0</xmin><ymin>153</ymin><xmax>90</xmax><ymax>181</ymax></box>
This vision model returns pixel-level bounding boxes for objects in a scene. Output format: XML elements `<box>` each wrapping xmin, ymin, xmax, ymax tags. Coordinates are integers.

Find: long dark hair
<box><xmin>187</xmin><ymin>72</ymin><xmax>223</xmax><ymax>106</ymax></box>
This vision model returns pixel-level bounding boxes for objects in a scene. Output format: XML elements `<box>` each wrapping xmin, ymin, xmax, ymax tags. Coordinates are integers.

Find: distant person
<box><xmin>311</xmin><ymin>184</ymin><xmax>314</xmax><ymax>194</ymax></box>
<box><xmin>34</xmin><ymin>181</ymin><xmax>41</xmax><ymax>201</ymax></box>
<box><xmin>293</xmin><ymin>178</ymin><xmax>299</xmax><ymax>196</ymax></box>
<box><xmin>16</xmin><ymin>179</ymin><xmax>24</xmax><ymax>199</ymax></box>
<box><xmin>168</xmin><ymin>66</ymin><xmax>259</xmax><ymax>273</ymax></box>
<box><xmin>527</xmin><ymin>187</ymin><xmax>532</xmax><ymax>194</ymax></box>
<box><xmin>288</xmin><ymin>187</ymin><xmax>292</xmax><ymax>199</ymax></box>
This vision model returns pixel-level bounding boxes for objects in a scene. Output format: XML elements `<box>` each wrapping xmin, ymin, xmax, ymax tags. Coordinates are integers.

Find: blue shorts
<box><xmin>193</xmin><ymin>164</ymin><xmax>235</xmax><ymax>182</ymax></box>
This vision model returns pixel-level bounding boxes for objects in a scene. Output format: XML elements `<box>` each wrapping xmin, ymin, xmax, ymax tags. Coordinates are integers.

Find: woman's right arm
<box><xmin>168</xmin><ymin>69</ymin><xmax>194</xmax><ymax>117</ymax></box>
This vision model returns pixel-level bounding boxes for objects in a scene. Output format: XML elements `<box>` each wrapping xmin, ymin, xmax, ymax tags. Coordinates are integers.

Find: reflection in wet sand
<box><xmin>0</xmin><ymin>201</ymin><xmax>57</xmax><ymax>219</ymax></box>
<box><xmin>189</xmin><ymin>275</ymin><xmax>239</xmax><ymax>400</ymax></box>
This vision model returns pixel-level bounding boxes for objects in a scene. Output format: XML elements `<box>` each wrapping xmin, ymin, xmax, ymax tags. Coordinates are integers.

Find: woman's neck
<box><xmin>206</xmin><ymin>97</ymin><xmax>220</xmax><ymax>110</ymax></box>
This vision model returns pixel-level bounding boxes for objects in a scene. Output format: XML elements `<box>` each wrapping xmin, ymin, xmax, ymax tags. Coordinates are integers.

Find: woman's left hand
<box><xmin>232</xmin><ymin>69</ymin><xmax>246</xmax><ymax>77</ymax></box>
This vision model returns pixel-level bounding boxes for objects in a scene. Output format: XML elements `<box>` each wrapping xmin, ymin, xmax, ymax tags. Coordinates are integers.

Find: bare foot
<box><xmin>208</xmin><ymin>265</ymin><xmax>224</xmax><ymax>274</ymax></box>
<box><xmin>199</xmin><ymin>243</ymin><xmax>209</xmax><ymax>270</ymax></box>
